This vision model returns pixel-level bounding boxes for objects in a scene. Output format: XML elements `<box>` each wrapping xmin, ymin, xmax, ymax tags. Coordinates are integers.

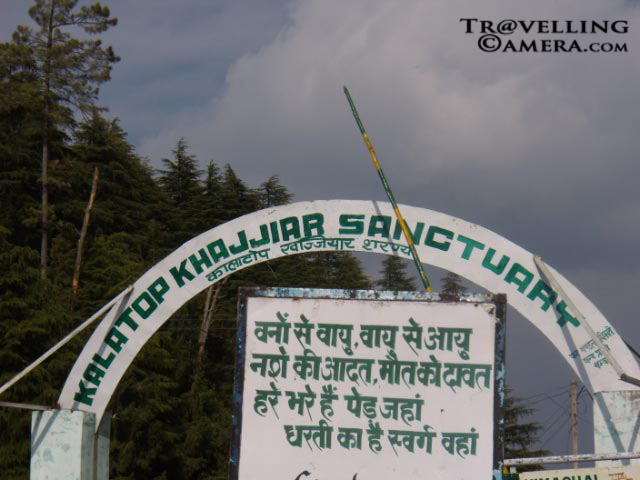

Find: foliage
<box><xmin>504</xmin><ymin>387</ymin><xmax>550</xmax><ymax>470</ymax></box>
<box><xmin>159</xmin><ymin>137</ymin><xmax>202</xmax><ymax>207</ymax></box>
<box><xmin>218</xmin><ymin>164</ymin><xmax>260</xmax><ymax>222</ymax></box>
<box><xmin>376</xmin><ymin>255</ymin><xmax>417</xmax><ymax>291</ymax></box>
<box><xmin>12</xmin><ymin>0</ymin><xmax>119</xmax><ymax>120</ymax></box>
<box><xmin>258</xmin><ymin>174</ymin><xmax>292</xmax><ymax>207</ymax></box>
<box><xmin>6</xmin><ymin>0</ymin><xmax>119</xmax><ymax>279</ymax></box>
<box><xmin>0</xmin><ymin>94</ymin><xmax>374</xmax><ymax>479</ymax></box>
<box><xmin>440</xmin><ymin>270</ymin><xmax>467</xmax><ymax>298</ymax></box>
<box><xmin>0</xmin><ymin>233</ymin><xmax>76</xmax><ymax>478</ymax></box>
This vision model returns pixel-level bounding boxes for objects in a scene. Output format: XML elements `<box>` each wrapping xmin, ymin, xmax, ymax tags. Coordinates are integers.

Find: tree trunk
<box><xmin>40</xmin><ymin>1</ymin><xmax>55</xmax><ymax>281</ymax></box>
<box><xmin>197</xmin><ymin>277</ymin><xmax>229</xmax><ymax>368</ymax></box>
<box><xmin>40</xmin><ymin>137</ymin><xmax>48</xmax><ymax>280</ymax></box>
<box><xmin>71</xmin><ymin>167</ymin><xmax>99</xmax><ymax>307</ymax></box>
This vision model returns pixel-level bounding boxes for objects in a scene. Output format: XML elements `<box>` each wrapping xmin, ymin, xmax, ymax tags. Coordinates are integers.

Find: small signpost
<box><xmin>231</xmin><ymin>288</ymin><xmax>506</xmax><ymax>480</ymax></box>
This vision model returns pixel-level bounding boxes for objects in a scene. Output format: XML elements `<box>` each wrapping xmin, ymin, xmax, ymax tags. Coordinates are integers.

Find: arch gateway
<box><xmin>49</xmin><ymin>200</ymin><xmax>639</xmax><ymax>473</ymax></box>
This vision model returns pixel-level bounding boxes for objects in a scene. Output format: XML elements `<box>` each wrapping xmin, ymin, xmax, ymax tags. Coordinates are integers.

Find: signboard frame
<box><xmin>230</xmin><ymin>287</ymin><xmax>507</xmax><ymax>480</ymax></box>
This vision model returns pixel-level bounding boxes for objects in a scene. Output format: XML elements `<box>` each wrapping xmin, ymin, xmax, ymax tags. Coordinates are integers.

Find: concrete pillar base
<box><xmin>30</xmin><ymin>409</ymin><xmax>110</xmax><ymax>480</ymax></box>
<box><xmin>594</xmin><ymin>391</ymin><xmax>640</xmax><ymax>467</ymax></box>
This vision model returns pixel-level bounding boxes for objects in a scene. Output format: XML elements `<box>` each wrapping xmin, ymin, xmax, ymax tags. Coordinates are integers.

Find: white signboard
<box><xmin>231</xmin><ymin>289</ymin><xmax>505</xmax><ymax>480</ymax></box>
<box><xmin>520</xmin><ymin>466</ymin><xmax>640</xmax><ymax>480</ymax></box>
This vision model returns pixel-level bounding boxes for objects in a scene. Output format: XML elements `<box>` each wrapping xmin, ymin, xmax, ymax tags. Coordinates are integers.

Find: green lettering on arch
<box><xmin>74</xmin><ymin>381</ymin><xmax>96</xmax><ymax>406</ymax></box>
<box><xmin>556</xmin><ymin>301</ymin><xmax>580</xmax><ymax>327</ymax></box>
<box><xmin>368</xmin><ymin>215</ymin><xmax>392</xmax><ymax>238</ymax></box>
<box><xmin>115</xmin><ymin>307</ymin><xmax>138</xmax><ymax>331</ymax></box>
<box><xmin>280</xmin><ymin>216</ymin><xmax>301</xmax><ymax>241</ymax></box>
<box><xmin>148</xmin><ymin>276</ymin><xmax>170</xmax><ymax>304</ymax></box>
<box><xmin>229</xmin><ymin>230</ymin><xmax>249</xmax><ymax>255</ymax></box>
<box><xmin>170</xmin><ymin>260</ymin><xmax>195</xmax><ymax>287</ymax></box>
<box><xmin>482</xmin><ymin>248</ymin><xmax>509</xmax><ymax>274</ymax></box>
<box><xmin>132</xmin><ymin>291</ymin><xmax>157</xmax><ymax>319</ymax></box>
<box><xmin>457</xmin><ymin>235</ymin><xmax>485</xmax><ymax>260</ymax></box>
<box><xmin>425</xmin><ymin>226</ymin><xmax>453</xmax><ymax>251</ymax></box>
<box><xmin>527</xmin><ymin>280</ymin><xmax>557</xmax><ymax>311</ymax></box>
<box><xmin>249</xmin><ymin>224</ymin><xmax>270</xmax><ymax>248</ymax></box>
<box><xmin>339</xmin><ymin>214</ymin><xmax>364</xmax><ymax>235</ymax></box>
<box><xmin>92</xmin><ymin>352</ymin><xmax>115</xmax><ymax>369</ymax></box>
<box><xmin>207</xmin><ymin>239</ymin><xmax>229</xmax><ymax>263</ymax></box>
<box><xmin>303</xmin><ymin>213</ymin><xmax>324</xmax><ymax>237</ymax></box>
<box><xmin>105</xmin><ymin>327</ymin><xmax>128</xmax><ymax>353</ymax></box>
<box><xmin>188</xmin><ymin>249</ymin><xmax>212</xmax><ymax>274</ymax></box>
<box><xmin>83</xmin><ymin>363</ymin><xmax>106</xmax><ymax>387</ymax></box>
<box><xmin>504</xmin><ymin>263</ymin><xmax>534</xmax><ymax>293</ymax></box>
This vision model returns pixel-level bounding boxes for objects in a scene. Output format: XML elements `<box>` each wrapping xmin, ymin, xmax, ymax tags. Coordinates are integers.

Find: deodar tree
<box><xmin>10</xmin><ymin>0</ymin><xmax>119</xmax><ymax>279</ymax></box>
<box><xmin>377</xmin><ymin>255</ymin><xmax>417</xmax><ymax>291</ymax></box>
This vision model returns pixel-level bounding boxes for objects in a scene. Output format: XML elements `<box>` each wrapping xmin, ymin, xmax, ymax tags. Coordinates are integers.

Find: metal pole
<box><xmin>504</xmin><ymin>451</ymin><xmax>640</xmax><ymax>466</ymax></box>
<box><xmin>0</xmin><ymin>401</ymin><xmax>49</xmax><ymax>411</ymax></box>
<box><xmin>533</xmin><ymin>256</ymin><xmax>640</xmax><ymax>387</ymax></box>
<box><xmin>343</xmin><ymin>86</ymin><xmax>433</xmax><ymax>292</ymax></box>
<box><xmin>571</xmin><ymin>379</ymin><xmax>578</xmax><ymax>468</ymax></box>
<box><xmin>0</xmin><ymin>285</ymin><xmax>134</xmax><ymax>398</ymax></box>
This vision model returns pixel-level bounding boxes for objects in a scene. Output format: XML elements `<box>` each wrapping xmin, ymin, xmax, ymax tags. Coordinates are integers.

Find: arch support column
<box><xmin>31</xmin><ymin>409</ymin><xmax>110</xmax><ymax>480</ymax></box>
<box><xmin>594</xmin><ymin>391</ymin><xmax>640</xmax><ymax>466</ymax></box>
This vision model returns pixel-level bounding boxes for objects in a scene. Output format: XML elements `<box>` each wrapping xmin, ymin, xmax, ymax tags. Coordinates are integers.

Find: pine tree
<box><xmin>440</xmin><ymin>270</ymin><xmax>467</xmax><ymax>298</ymax></box>
<box><xmin>108</xmin><ymin>331</ymin><xmax>187</xmax><ymax>479</ymax></box>
<box><xmin>504</xmin><ymin>387</ymin><xmax>549</xmax><ymax>470</ymax></box>
<box><xmin>203</xmin><ymin>160</ymin><xmax>221</xmax><ymax>207</ymax></box>
<box><xmin>376</xmin><ymin>256</ymin><xmax>417</xmax><ymax>290</ymax></box>
<box><xmin>0</xmin><ymin>41</ymin><xmax>47</xmax><ymax>251</ymax></box>
<box><xmin>218</xmin><ymin>164</ymin><xmax>260</xmax><ymax>221</ymax></box>
<box><xmin>257</xmin><ymin>175</ymin><xmax>292</xmax><ymax>207</ymax></box>
<box><xmin>0</xmin><ymin>90</ymin><xmax>382</xmax><ymax>478</ymax></box>
<box><xmin>8</xmin><ymin>0</ymin><xmax>119</xmax><ymax>279</ymax></box>
<box><xmin>55</xmin><ymin>112</ymin><xmax>169</xmax><ymax>311</ymax></box>
<box><xmin>72</xmin><ymin>112</ymin><xmax>162</xmax><ymax>235</ymax></box>
<box><xmin>303</xmin><ymin>252</ymin><xmax>372</xmax><ymax>289</ymax></box>
<box><xmin>0</xmin><ymin>43</ymin><xmax>71</xmax><ymax>269</ymax></box>
<box><xmin>159</xmin><ymin>137</ymin><xmax>202</xmax><ymax>206</ymax></box>
<box><xmin>158</xmin><ymin>137</ymin><xmax>205</xmax><ymax>245</ymax></box>
<box><xmin>0</xmin><ymin>233</ymin><xmax>74</xmax><ymax>478</ymax></box>
<box><xmin>197</xmin><ymin>159</ymin><xmax>225</xmax><ymax>231</ymax></box>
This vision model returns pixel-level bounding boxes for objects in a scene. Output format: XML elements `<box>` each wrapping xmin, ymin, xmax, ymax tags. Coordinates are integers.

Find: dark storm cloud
<box><xmin>96</xmin><ymin>0</ymin><xmax>293</xmax><ymax>145</ymax></box>
<box><xmin>155</xmin><ymin>0</ymin><xmax>640</xmax><ymax>279</ymax></box>
<box><xmin>107</xmin><ymin>0</ymin><xmax>639</xmax><ymax>354</ymax></box>
<box><xmin>0</xmin><ymin>0</ymin><xmax>293</xmax><ymax>145</ymax></box>
<box><xmin>137</xmin><ymin>0</ymin><xmax>638</xmax><ymax>455</ymax></box>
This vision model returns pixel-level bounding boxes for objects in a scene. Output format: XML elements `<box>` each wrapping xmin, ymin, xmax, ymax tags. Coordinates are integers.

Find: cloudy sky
<box><xmin>2</xmin><ymin>0</ymin><xmax>640</xmax><ymax>462</ymax></box>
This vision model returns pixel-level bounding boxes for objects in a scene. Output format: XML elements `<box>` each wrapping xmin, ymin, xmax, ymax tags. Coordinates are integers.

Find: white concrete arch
<box><xmin>59</xmin><ymin>200</ymin><xmax>640</xmax><ymax>427</ymax></box>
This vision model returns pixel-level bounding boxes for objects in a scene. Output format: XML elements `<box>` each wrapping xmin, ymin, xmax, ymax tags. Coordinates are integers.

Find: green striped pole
<box><xmin>343</xmin><ymin>86</ymin><xmax>433</xmax><ymax>292</ymax></box>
